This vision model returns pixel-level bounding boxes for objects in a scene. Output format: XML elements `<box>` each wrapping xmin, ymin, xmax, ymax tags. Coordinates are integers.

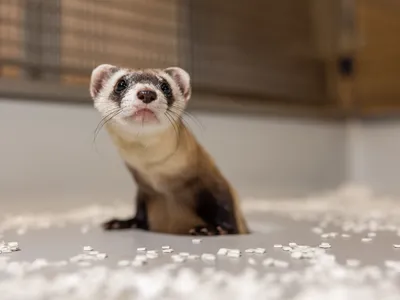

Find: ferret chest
<box><xmin>119</xmin><ymin>147</ymin><xmax>190</xmax><ymax>193</ymax></box>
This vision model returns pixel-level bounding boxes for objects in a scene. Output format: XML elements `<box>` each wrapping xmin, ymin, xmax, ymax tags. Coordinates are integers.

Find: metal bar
<box><xmin>80</xmin><ymin>0</ymin><xmax>179</xmax><ymax>21</ymax></box>
<box><xmin>0</xmin><ymin>63</ymin><xmax>324</xmax><ymax>107</ymax></box>
<box><xmin>41</xmin><ymin>0</ymin><xmax>61</xmax><ymax>80</ymax></box>
<box><xmin>24</xmin><ymin>0</ymin><xmax>43</xmax><ymax>79</ymax></box>
<box><xmin>0</xmin><ymin>78</ymin><xmax>90</xmax><ymax>102</ymax></box>
<box><xmin>61</xmin><ymin>5</ymin><xmax>178</xmax><ymax>33</ymax></box>
<box><xmin>0</xmin><ymin>78</ymin><xmax>344</xmax><ymax>120</ymax></box>
<box><xmin>1</xmin><ymin>39</ymin><xmax>177</xmax><ymax>66</ymax></box>
<box><xmin>177</xmin><ymin>0</ymin><xmax>193</xmax><ymax>73</ymax></box>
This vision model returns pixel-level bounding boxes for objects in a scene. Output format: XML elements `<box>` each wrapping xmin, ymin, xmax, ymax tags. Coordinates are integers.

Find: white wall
<box><xmin>0</xmin><ymin>99</ymin><xmax>346</xmax><ymax>211</ymax></box>
<box><xmin>346</xmin><ymin>120</ymin><xmax>400</xmax><ymax>195</ymax></box>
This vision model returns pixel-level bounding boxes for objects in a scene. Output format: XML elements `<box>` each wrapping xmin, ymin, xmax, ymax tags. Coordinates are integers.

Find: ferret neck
<box><xmin>107</xmin><ymin>120</ymin><xmax>184</xmax><ymax>148</ymax></box>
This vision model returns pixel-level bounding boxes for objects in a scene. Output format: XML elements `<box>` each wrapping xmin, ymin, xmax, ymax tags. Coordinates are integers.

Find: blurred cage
<box><xmin>0</xmin><ymin>0</ymin><xmax>345</xmax><ymax>112</ymax></box>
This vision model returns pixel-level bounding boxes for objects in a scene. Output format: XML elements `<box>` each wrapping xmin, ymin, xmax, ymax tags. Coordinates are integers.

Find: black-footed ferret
<box><xmin>89</xmin><ymin>64</ymin><xmax>249</xmax><ymax>235</ymax></box>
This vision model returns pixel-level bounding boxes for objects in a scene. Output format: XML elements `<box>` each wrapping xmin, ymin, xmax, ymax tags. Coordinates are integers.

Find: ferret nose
<box><xmin>137</xmin><ymin>90</ymin><xmax>157</xmax><ymax>104</ymax></box>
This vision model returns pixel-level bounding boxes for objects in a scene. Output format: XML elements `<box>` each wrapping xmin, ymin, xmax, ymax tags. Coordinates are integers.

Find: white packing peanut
<box><xmin>274</xmin><ymin>260</ymin><xmax>289</xmax><ymax>268</ymax></box>
<box><xmin>201</xmin><ymin>253</ymin><xmax>216</xmax><ymax>261</ymax></box>
<box><xmin>255</xmin><ymin>248</ymin><xmax>266</xmax><ymax>254</ymax></box>
<box><xmin>362</xmin><ymin>238</ymin><xmax>372</xmax><ymax>243</ymax></box>
<box><xmin>262</xmin><ymin>258</ymin><xmax>275</xmax><ymax>267</ymax></box>
<box><xmin>132</xmin><ymin>260</ymin><xmax>146</xmax><ymax>267</ymax></box>
<box><xmin>117</xmin><ymin>260</ymin><xmax>131</xmax><ymax>267</ymax></box>
<box><xmin>297</xmin><ymin>245</ymin><xmax>309</xmax><ymax>250</ymax></box>
<box><xmin>312</xmin><ymin>227</ymin><xmax>323</xmax><ymax>234</ymax></box>
<box><xmin>217</xmin><ymin>248</ymin><xmax>228</xmax><ymax>256</ymax></box>
<box><xmin>97</xmin><ymin>253</ymin><xmax>107</xmax><ymax>260</ymax></box>
<box><xmin>7</xmin><ymin>242</ymin><xmax>18</xmax><ymax>248</ymax></box>
<box><xmin>137</xmin><ymin>247</ymin><xmax>146</xmax><ymax>252</ymax></box>
<box><xmin>227</xmin><ymin>252</ymin><xmax>241</xmax><ymax>258</ymax></box>
<box><xmin>291</xmin><ymin>251</ymin><xmax>303</xmax><ymax>259</ymax></box>
<box><xmin>53</xmin><ymin>261</ymin><xmax>68</xmax><ymax>267</ymax></box>
<box><xmin>172</xmin><ymin>255</ymin><xmax>186</xmax><ymax>263</ymax></box>
<box><xmin>346</xmin><ymin>259</ymin><xmax>361</xmax><ymax>267</ymax></box>
<box><xmin>135</xmin><ymin>255</ymin><xmax>147</xmax><ymax>262</ymax></box>
<box><xmin>78</xmin><ymin>262</ymin><xmax>91</xmax><ymax>267</ymax></box>
<box><xmin>192</xmin><ymin>239</ymin><xmax>202</xmax><ymax>244</ymax></box>
<box><xmin>146</xmin><ymin>253</ymin><xmax>158</xmax><ymax>259</ymax></box>
<box><xmin>229</xmin><ymin>249</ymin><xmax>241</xmax><ymax>254</ymax></box>
<box><xmin>319</xmin><ymin>243</ymin><xmax>331</xmax><ymax>249</ymax></box>
<box><xmin>83</xmin><ymin>246</ymin><xmax>93</xmax><ymax>251</ymax></box>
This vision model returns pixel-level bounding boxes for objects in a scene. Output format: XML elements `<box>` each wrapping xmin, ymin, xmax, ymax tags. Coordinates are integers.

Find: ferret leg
<box><xmin>189</xmin><ymin>225</ymin><xmax>229</xmax><ymax>236</ymax></box>
<box><xmin>190</xmin><ymin>188</ymin><xmax>238</xmax><ymax>235</ymax></box>
<box><xmin>103</xmin><ymin>190</ymin><xmax>149</xmax><ymax>231</ymax></box>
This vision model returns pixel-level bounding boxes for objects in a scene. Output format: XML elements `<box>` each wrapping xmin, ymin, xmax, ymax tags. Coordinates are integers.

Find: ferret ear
<box><xmin>164</xmin><ymin>67</ymin><xmax>191</xmax><ymax>102</ymax></box>
<box><xmin>90</xmin><ymin>64</ymin><xmax>118</xmax><ymax>99</ymax></box>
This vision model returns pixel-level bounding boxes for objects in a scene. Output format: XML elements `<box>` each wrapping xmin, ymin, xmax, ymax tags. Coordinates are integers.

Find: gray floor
<box><xmin>1</xmin><ymin>188</ymin><xmax>400</xmax><ymax>300</ymax></box>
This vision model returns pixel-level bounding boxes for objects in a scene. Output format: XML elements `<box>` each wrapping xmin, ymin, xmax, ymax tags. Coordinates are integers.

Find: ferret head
<box><xmin>90</xmin><ymin>64</ymin><xmax>191</xmax><ymax>135</ymax></box>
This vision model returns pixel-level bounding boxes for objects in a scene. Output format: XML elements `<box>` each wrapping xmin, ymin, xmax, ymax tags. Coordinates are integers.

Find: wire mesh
<box><xmin>0</xmin><ymin>0</ymin><xmax>334</xmax><ymax>105</ymax></box>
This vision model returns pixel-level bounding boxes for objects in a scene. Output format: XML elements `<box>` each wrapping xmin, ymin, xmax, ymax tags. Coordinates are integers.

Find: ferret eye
<box><xmin>160</xmin><ymin>82</ymin><xmax>171</xmax><ymax>95</ymax></box>
<box><xmin>115</xmin><ymin>79</ymin><xmax>128</xmax><ymax>93</ymax></box>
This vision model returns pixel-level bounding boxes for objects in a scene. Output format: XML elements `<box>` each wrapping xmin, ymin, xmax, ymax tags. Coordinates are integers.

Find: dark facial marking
<box><xmin>110</xmin><ymin>74</ymin><xmax>130</xmax><ymax>104</ymax></box>
<box><xmin>130</xmin><ymin>73</ymin><xmax>175</xmax><ymax>106</ymax></box>
<box><xmin>159</xmin><ymin>78</ymin><xmax>174</xmax><ymax>106</ymax></box>
<box><xmin>108</xmin><ymin>71</ymin><xmax>176</xmax><ymax>106</ymax></box>
<box><xmin>129</xmin><ymin>72</ymin><xmax>160</xmax><ymax>86</ymax></box>
<box><xmin>109</xmin><ymin>72</ymin><xmax>159</xmax><ymax>105</ymax></box>
<box><xmin>114</xmin><ymin>78</ymin><xmax>128</xmax><ymax>94</ymax></box>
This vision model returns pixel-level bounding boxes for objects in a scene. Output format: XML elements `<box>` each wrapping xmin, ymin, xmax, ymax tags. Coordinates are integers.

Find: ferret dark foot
<box><xmin>102</xmin><ymin>218</ymin><xmax>137</xmax><ymax>230</ymax></box>
<box><xmin>189</xmin><ymin>225</ymin><xmax>229</xmax><ymax>236</ymax></box>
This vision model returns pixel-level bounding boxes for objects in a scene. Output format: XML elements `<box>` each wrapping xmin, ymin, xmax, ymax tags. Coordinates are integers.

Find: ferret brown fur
<box><xmin>90</xmin><ymin>64</ymin><xmax>249</xmax><ymax>235</ymax></box>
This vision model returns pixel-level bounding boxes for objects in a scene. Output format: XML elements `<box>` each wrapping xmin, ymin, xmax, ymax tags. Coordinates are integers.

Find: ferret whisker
<box><xmin>164</xmin><ymin>110</ymin><xmax>180</xmax><ymax>143</ymax></box>
<box><xmin>166</xmin><ymin>109</ymin><xmax>192</xmax><ymax>132</ymax></box>
<box><xmin>184</xmin><ymin>111</ymin><xmax>204</xmax><ymax>131</ymax></box>
<box><xmin>169</xmin><ymin>106</ymin><xmax>204</xmax><ymax>132</ymax></box>
<box><xmin>165</xmin><ymin>110</ymin><xmax>184</xmax><ymax>154</ymax></box>
<box><xmin>144</xmin><ymin>110</ymin><xmax>180</xmax><ymax>163</ymax></box>
<box><xmin>92</xmin><ymin>109</ymin><xmax>122</xmax><ymax>147</ymax></box>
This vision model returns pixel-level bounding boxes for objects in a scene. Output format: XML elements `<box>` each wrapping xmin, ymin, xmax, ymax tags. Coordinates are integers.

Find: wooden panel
<box><xmin>189</xmin><ymin>0</ymin><xmax>340</xmax><ymax>105</ymax></box>
<box><xmin>0</xmin><ymin>0</ymin><xmax>24</xmax><ymax>77</ymax></box>
<box><xmin>60</xmin><ymin>0</ymin><xmax>179</xmax><ymax>73</ymax></box>
<box><xmin>354</xmin><ymin>0</ymin><xmax>400</xmax><ymax>109</ymax></box>
<box><xmin>0</xmin><ymin>0</ymin><xmax>347</xmax><ymax>118</ymax></box>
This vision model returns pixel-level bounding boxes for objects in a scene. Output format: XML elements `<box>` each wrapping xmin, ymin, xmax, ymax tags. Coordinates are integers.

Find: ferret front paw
<box><xmin>102</xmin><ymin>218</ymin><xmax>137</xmax><ymax>230</ymax></box>
<box><xmin>189</xmin><ymin>225</ymin><xmax>229</xmax><ymax>236</ymax></box>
